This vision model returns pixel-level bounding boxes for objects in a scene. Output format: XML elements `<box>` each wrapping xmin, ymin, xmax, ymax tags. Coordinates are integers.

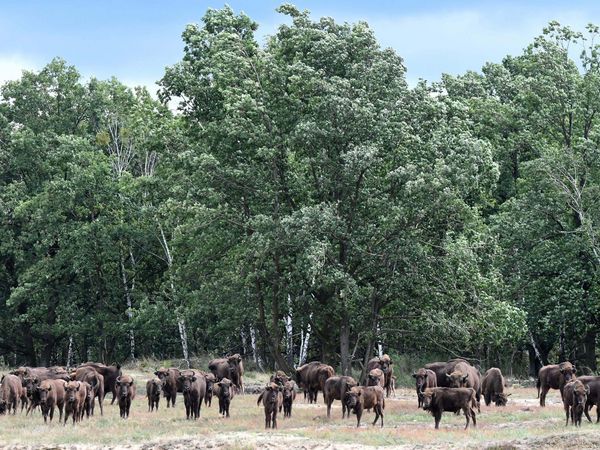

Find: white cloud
<box><xmin>0</xmin><ymin>54</ymin><xmax>38</xmax><ymax>85</ymax></box>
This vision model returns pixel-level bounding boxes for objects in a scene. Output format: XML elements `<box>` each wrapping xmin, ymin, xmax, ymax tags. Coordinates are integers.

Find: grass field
<box><xmin>1</xmin><ymin>369</ymin><xmax>600</xmax><ymax>449</ymax></box>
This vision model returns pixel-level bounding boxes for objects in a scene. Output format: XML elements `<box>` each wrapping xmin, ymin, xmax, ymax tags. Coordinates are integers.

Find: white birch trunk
<box><xmin>250</xmin><ymin>326</ymin><xmax>263</xmax><ymax>371</ymax></box>
<box><xmin>67</xmin><ymin>335</ymin><xmax>74</xmax><ymax>368</ymax></box>
<box><xmin>377</xmin><ymin>322</ymin><xmax>383</xmax><ymax>358</ymax></box>
<box><xmin>120</xmin><ymin>253</ymin><xmax>136</xmax><ymax>361</ymax></box>
<box><xmin>285</xmin><ymin>294</ymin><xmax>293</xmax><ymax>366</ymax></box>
<box><xmin>158</xmin><ymin>221</ymin><xmax>190</xmax><ymax>368</ymax></box>
<box><xmin>298</xmin><ymin>316</ymin><xmax>312</xmax><ymax>367</ymax></box>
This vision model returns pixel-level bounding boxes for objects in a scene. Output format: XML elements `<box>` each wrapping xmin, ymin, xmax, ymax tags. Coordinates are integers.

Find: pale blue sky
<box><xmin>2</xmin><ymin>1</ymin><xmax>600</xmax><ymax>90</ymax></box>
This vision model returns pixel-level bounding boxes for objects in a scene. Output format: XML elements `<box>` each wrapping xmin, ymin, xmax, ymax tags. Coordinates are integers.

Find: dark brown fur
<box><xmin>482</xmin><ymin>367</ymin><xmax>510</xmax><ymax>406</ymax></box>
<box><xmin>323</xmin><ymin>375</ymin><xmax>357</xmax><ymax>418</ymax></box>
<box><xmin>214</xmin><ymin>377</ymin><xmax>233</xmax><ymax>417</ymax></box>
<box><xmin>282</xmin><ymin>381</ymin><xmax>296</xmax><ymax>418</ymax></box>
<box><xmin>208</xmin><ymin>355</ymin><xmax>244</xmax><ymax>393</ymax></box>
<box><xmin>446</xmin><ymin>361</ymin><xmax>482</xmax><ymax>408</ymax></box>
<box><xmin>154</xmin><ymin>367</ymin><xmax>180</xmax><ymax>407</ymax></box>
<box><xmin>343</xmin><ymin>386</ymin><xmax>385</xmax><ymax>428</ymax></box>
<box><xmin>146</xmin><ymin>378</ymin><xmax>163</xmax><ymax>412</ymax></box>
<box><xmin>71</xmin><ymin>367</ymin><xmax>105</xmax><ymax>416</ymax></box>
<box><xmin>421</xmin><ymin>387</ymin><xmax>478</xmax><ymax>429</ymax></box>
<box><xmin>115</xmin><ymin>375</ymin><xmax>136</xmax><ymax>419</ymax></box>
<box><xmin>79</xmin><ymin>363</ymin><xmax>122</xmax><ymax>405</ymax></box>
<box><xmin>37</xmin><ymin>379</ymin><xmax>65</xmax><ymax>423</ymax></box>
<box><xmin>295</xmin><ymin>361</ymin><xmax>334</xmax><ymax>403</ymax></box>
<box><xmin>179</xmin><ymin>370</ymin><xmax>206</xmax><ymax>420</ymax></box>
<box><xmin>412</xmin><ymin>368</ymin><xmax>437</xmax><ymax>408</ymax></box>
<box><xmin>366</xmin><ymin>354</ymin><xmax>393</xmax><ymax>397</ymax></box>
<box><xmin>0</xmin><ymin>374</ymin><xmax>22</xmax><ymax>415</ymax></box>
<box><xmin>63</xmin><ymin>381</ymin><xmax>86</xmax><ymax>424</ymax></box>
<box><xmin>257</xmin><ymin>382</ymin><xmax>283</xmax><ymax>429</ymax></box>
<box><xmin>537</xmin><ymin>362</ymin><xmax>576</xmax><ymax>407</ymax></box>
<box><xmin>563</xmin><ymin>379</ymin><xmax>588</xmax><ymax>426</ymax></box>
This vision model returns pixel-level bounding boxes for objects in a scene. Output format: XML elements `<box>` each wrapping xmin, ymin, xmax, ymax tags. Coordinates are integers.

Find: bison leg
<box><xmin>584</xmin><ymin>402</ymin><xmax>593</xmax><ymax>423</ymax></box>
<box><xmin>565</xmin><ymin>404</ymin><xmax>570</xmax><ymax>426</ymax></box>
<box><xmin>434</xmin><ymin>411</ymin><xmax>442</xmax><ymax>429</ymax></box>
<box><xmin>463</xmin><ymin>407</ymin><xmax>470</xmax><ymax>429</ymax></box>
<box><xmin>539</xmin><ymin>385</ymin><xmax>550</xmax><ymax>407</ymax></box>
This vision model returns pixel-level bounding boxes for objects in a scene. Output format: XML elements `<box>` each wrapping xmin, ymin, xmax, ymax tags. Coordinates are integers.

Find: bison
<box><xmin>295</xmin><ymin>361</ymin><xmax>334</xmax><ymax>404</ymax></box>
<box><xmin>204</xmin><ymin>372</ymin><xmax>216</xmax><ymax>407</ymax></box>
<box><xmin>0</xmin><ymin>374</ymin><xmax>22</xmax><ymax>415</ymax></box>
<box><xmin>577</xmin><ymin>376</ymin><xmax>600</xmax><ymax>423</ymax></box>
<box><xmin>424</xmin><ymin>359</ymin><xmax>469</xmax><ymax>387</ymax></box>
<box><xmin>282</xmin><ymin>381</ymin><xmax>296</xmax><ymax>418</ymax></box>
<box><xmin>208</xmin><ymin>355</ymin><xmax>244</xmax><ymax>394</ymax></box>
<box><xmin>323</xmin><ymin>375</ymin><xmax>357</xmax><ymax>418</ymax></box>
<box><xmin>421</xmin><ymin>387</ymin><xmax>477</xmax><ymax>429</ymax></box>
<box><xmin>63</xmin><ymin>381</ymin><xmax>86</xmax><ymax>424</ymax></box>
<box><xmin>154</xmin><ymin>367</ymin><xmax>180</xmax><ymax>408</ymax></box>
<box><xmin>115</xmin><ymin>375</ymin><xmax>136</xmax><ymax>419</ymax></box>
<box><xmin>37</xmin><ymin>379</ymin><xmax>65</xmax><ymax>423</ymax></box>
<box><xmin>257</xmin><ymin>382</ymin><xmax>283</xmax><ymax>429</ymax></box>
<box><xmin>412</xmin><ymin>368</ymin><xmax>437</xmax><ymax>408</ymax></box>
<box><xmin>146</xmin><ymin>378</ymin><xmax>163</xmax><ymax>412</ymax></box>
<box><xmin>78</xmin><ymin>362</ymin><xmax>121</xmax><ymax>405</ymax></box>
<box><xmin>563</xmin><ymin>379</ymin><xmax>589</xmax><ymax>426</ymax></box>
<box><xmin>367</xmin><ymin>354</ymin><xmax>393</xmax><ymax>397</ymax></box>
<box><xmin>537</xmin><ymin>361</ymin><xmax>576</xmax><ymax>407</ymax></box>
<box><xmin>71</xmin><ymin>366</ymin><xmax>104</xmax><ymax>416</ymax></box>
<box><xmin>481</xmin><ymin>368</ymin><xmax>510</xmax><ymax>407</ymax></box>
<box><xmin>344</xmin><ymin>386</ymin><xmax>385</xmax><ymax>428</ymax></box>
<box><xmin>270</xmin><ymin>370</ymin><xmax>291</xmax><ymax>386</ymax></box>
<box><xmin>367</xmin><ymin>368</ymin><xmax>385</xmax><ymax>389</ymax></box>
<box><xmin>446</xmin><ymin>361</ymin><xmax>482</xmax><ymax>408</ymax></box>
<box><xmin>214</xmin><ymin>377</ymin><xmax>233</xmax><ymax>417</ymax></box>
<box><xmin>179</xmin><ymin>370</ymin><xmax>206</xmax><ymax>420</ymax></box>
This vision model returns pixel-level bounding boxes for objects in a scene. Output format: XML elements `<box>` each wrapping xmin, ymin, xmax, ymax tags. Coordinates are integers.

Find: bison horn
<box><xmin>446</xmin><ymin>373</ymin><xmax>452</xmax><ymax>380</ymax></box>
<box><xmin>412</xmin><ymin>372</ymin><xmax>417</xmax><ymax>378</ymax></box>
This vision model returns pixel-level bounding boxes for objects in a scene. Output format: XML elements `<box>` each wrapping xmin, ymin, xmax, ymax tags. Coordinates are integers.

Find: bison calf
<box><xmin>564</xmin><ymin>380</ymin><xmax>589</xmax><ymax>427</ymax></box>
<box><xmin>258</xmin><ymin>383</ymin><xmax>283</xmax><ymax>429</ymax></box>
<box><xmin>38</xmin><ymin>379</ymin><xmax>65</xmax><ymax>423</ymax></box>
<box><xmin>214</xmin><ymin>378</ymin><xmax>233</xmax><ymax>417</ymax></box>
<box><xmin>413</xmin><ymin>368</ymin><xmax>437</xmax><ymax>408</ymax></box>
<box><xmin>344</xmin><ymin>386</ymin><xmax>385</xmax><ymax>428</ymax></box>
<box><xmin>116</xmin><ymin>375</ymin><xmax>136</xmax><ymax>419</ymax></box>
<box><xmin>421</xmin><ymin>387</ymin><xmax>477</xmax><ymax>429</ymax></box>
<box><xmin>282</xmin><ymin>381</ymin><xmax>296</xmax><ymax>418</ymax></box>
<box><xmin>64</xmin><ymin>381</ymin><xmax>86</xmax><ymax>425</ymax></box>
<box><xmin>146</xmin><ymin>378</ymin><xmax>163</xmax><ymax>412</ymax></box>
<box><xmin>204</xmin><ymin>373</ymin><xmax>216</xmax><ymax>407</ymax></box>
<box><xmin>482</xmin><ymin>367</ymin><xmax>510</xmax><ymax>407</ymax></box>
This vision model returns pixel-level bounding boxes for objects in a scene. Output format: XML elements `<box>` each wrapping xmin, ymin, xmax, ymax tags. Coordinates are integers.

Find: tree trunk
<box><xmin>120</xmin><ymin>251</ymin><xmax>136</xmax><ymax>362</ymax></box>
<box><xmin>576</xmin><ymin>330</ymin><xmax>597</xmax><ymax>372</ymax></box>
<box><xmin>340</xmin><ymin>310</ymin><xmax>351</xmax><ymax>375</ymax></box>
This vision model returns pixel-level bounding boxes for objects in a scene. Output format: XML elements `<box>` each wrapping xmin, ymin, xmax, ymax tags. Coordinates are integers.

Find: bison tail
<box><xmin>257</xmin><ymin>392</ymin><xmax>264</xmax><ymax>406</ymax></box>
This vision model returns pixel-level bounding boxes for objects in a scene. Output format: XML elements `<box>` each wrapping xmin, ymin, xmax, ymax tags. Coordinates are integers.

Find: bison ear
<box><xmin>573</xmin><ymin>366</ymin><xmax>577</xmax><ymax>374</ymax></box>
<box><xmin>75</xmin><ymin>382</ymin><xmax>81</xmax><ymax>391</ymax></box>
<box><xmin>191</xmin><ymin>376</ymin><xmax>197</xmax><ymax>382</ymax></box>
<box><xmin>116</xmin><ymin>376</ymin><xmax>121</xmax><ymax>384</ymax></box>
<box><xmin>154</xmin><ymin>371</ymin><xmax>159</xmax><ymax>376</ymax></box>
<box><xmin>586</xmin><ymin>385</ymin><xmax>591</xmax><ymax>394</ymax></box>
<box><xmin>412</xmin><ymin>373</ymin><xmax>417</xmax><ymax>378</ymax></box>
<box><xmin>462</xmin><ymin>374</ymin><xmax>469</xmax><ymax>382</ymax></box>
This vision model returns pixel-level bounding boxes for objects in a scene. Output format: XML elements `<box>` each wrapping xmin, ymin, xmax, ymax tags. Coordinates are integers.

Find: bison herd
<box><xmin>0</xmin><ymin>354</ymin><xmax>598</xmax><ymax>431</ymax></box>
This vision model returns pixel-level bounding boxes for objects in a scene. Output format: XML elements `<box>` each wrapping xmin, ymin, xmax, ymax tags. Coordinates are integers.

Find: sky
<box><xmin>3</xmin><ymin>0</ymin><xmax>600</xmax><ymax>92</ymax></box>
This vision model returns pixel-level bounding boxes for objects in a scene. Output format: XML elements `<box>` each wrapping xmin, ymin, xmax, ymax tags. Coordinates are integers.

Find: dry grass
<box><xmin>0</xmin><ymin>369</ymin><xmax>598</xmax><ymax>449</ymax></box>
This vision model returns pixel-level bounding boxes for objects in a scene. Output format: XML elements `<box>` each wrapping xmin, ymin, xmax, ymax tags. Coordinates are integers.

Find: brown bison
<box><xmin>563</xmin><ymin>379</ymin><xmax>589</xmax><ymax>426</ymax></box>
<box><xmin>10</xmin><ymin>366</ymin><xmax>70</xmax><ymax>382</ymax></box>
<box><xmin>412</xmin><ymin>368</ymin><xmax>437</xmax><ymax>408</ymax></box>
<box><xmin>154</xmin><ymin>367</ymin><xmax>180</xmax><ymax>407</ymax></box>
<box><xmin>213</xmin><ymin>378</ymin><xmax>233</xmax><ymax>417</ymax></box>
<box><xmin>424</xmin><ymin>359</ymin><xmax>469</xmax><ymax>387</ymax></box>
<box><xmin>295</xmin><ymin>361</ymin><xmax>334</xmax><ymax>403</ymax></box>
<box><xmin>577</xmin><ymin>376</ymin><xmax>600</xmax><ymax>423</ymax></box>
<box><xmin>422</xmin><ymin>387</ymin><xmax>478</xmax><ymax>429</ymax></box>
<box><xmin>204</xmin><ymin>372</ymin><xmax>216</xmax><ymax>407</ymax></box>
<box><xmin>0</xmin><ymin>374</ymin><xmax>22</xmax><ymax>415</ymax></box>
<box><xmin>179</xmin><ymin>370</ymin><xmax>206</xmax><ymax>420</ymax></box>
<box><xmin>22</xmin><ymin>376</ymin><xmax>43</xmax><ymax>415</ymax></box>
<box><xmin>208</xmin><ymin>355</ymin><xmax>244</xmax><ymax>393</ymax></box>
<box><xmin>482</xmin><ymin>368</ymin><xmax>510</xmax><ymax>407</ymax></box>
<box><xmin>367</xmin><ymin>354</ymin><xmax>393</xmax><ymax>397</ymax></box>
<box><xmin>38</xmin><ymin>379</ymin><xmax>65</xmax><ymax>423</ymax></box>
<box><xmin>367</xmin><ymin>368</ymin><xmax>385</xmax><ymax>389</ymax></box>
<box><xmin>63</xmin><ymin>381</ymin><xmax>86</xmax><ymax>424</ymax></box>
<box><xmin>146</xmin><ymin>378</ymin><xmax>163</xmax><ymax>412</ymax></box>
<box><xmin>270</xmin><ymin>370</ymin><xmax>291</xmax><ymax>386</ymax></box>
<box><xmin>324</xmin><ymin>375</ymin><xmax>358</xmax><ymax>418</ymax></box>
<box><xmin>79</xmin><ymin>363</ymin><xmax>122</xmax><ymax>405</ymax></box>
<box><xmin>446</xmin><ymin>361</ymin><xmax>482</xmax><ymax>407</ymax></box>
<box><xmin>257</xmin><ymin>382</ymin><xmax>283</xmax><ymax>429</ymax></box>
<box><xmin>115</xmin><ymin>375</ymin><xmax>136</xmax><ymax>419</ymax></box>
<box><xmin>344</xmin><ymin>386</ymin><xmax>385</xmax><ymax>428</ymax></box>
<box><xmin>537</xmin><ymin>361</ymin><xmax>576</xmax><ymax>407</ymax></box>
<box><xmin>70</xmin><ymin>366</ymin><xmax>105</xmax><ymax>416</ymax></box>
<box><xmin>282</xmin><ymin>380</ymin><xmax>296</xmax><ymax>418</ymax></box>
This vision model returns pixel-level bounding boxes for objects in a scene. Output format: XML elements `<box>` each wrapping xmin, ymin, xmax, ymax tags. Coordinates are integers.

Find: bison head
<box><xmin>494</xmin><ymin>392</ymin><xmax>510</xmax><ymax>407</ymax></box>
<box><xmin>379</xmin><ymin>355</ymin><xmax>392</xmax><ymax>374</ymax></box>
<box><xmin>446</xmin><ymin>371</ymin><xmax>468</xmax><ymax>388</ymax></box>
<box><xmin>217</xmin><ymin>378</ymin><xmax>232</xmax><ymax>399</ymax></box>
<box><xmin>264</xmin><ymin>383</ymin><xmax>282</xmax><ymax>405</ymax></box>
<box><xmin>37</xmin><ymin>384</ymin><xmax>52</xmax><ymax>405</ymax></box>
<box><xmin>573</xmin><ymin>382</ymin><xmax>589</xmax><ymax>408</ymax></box>
<box><xmin>23</xmin><ymin>376</ymin><xmax>40</xmax><ymax>396</ymax></box>
<box><xmin>344</xmin><ymin>387</ymin><xmax>361</xmax><ymax>411</ymax></box>
<box><xmin>282</xmin><ymin>382</ymin><xmax>294</xmax><ymax>401</ymax></box>
<box><xmin>116</xmin><ymin>377</ymin><xmax>134</xmax><ymax>399</ymax></box>
<box><xmin>559</xmin><ymin>362</ymin><xmax>576</xmax><ymax>382</ymax></box>
<box><xmin>179</xmin><ymin>374</ymin><xmax>197</xmax><ymax>393</ymax></box>
<box><xmin>154</xmin><ymin>368</ymin><xmax>169</xmax><ymax>381</ymax></box>
<box><xmin>412</xmin><ymin>369</ymin><xmax>429</xmax><ymax>391</ymax></box>
<box><xmin>64</xmin><ymin>381</ymin><xmax>81</xmax><ymax>403</ymax></box>
<box><xmin>421</xmin><ymin>388</ymin><xmax>435</xmax><ymax>411</ymax></box>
